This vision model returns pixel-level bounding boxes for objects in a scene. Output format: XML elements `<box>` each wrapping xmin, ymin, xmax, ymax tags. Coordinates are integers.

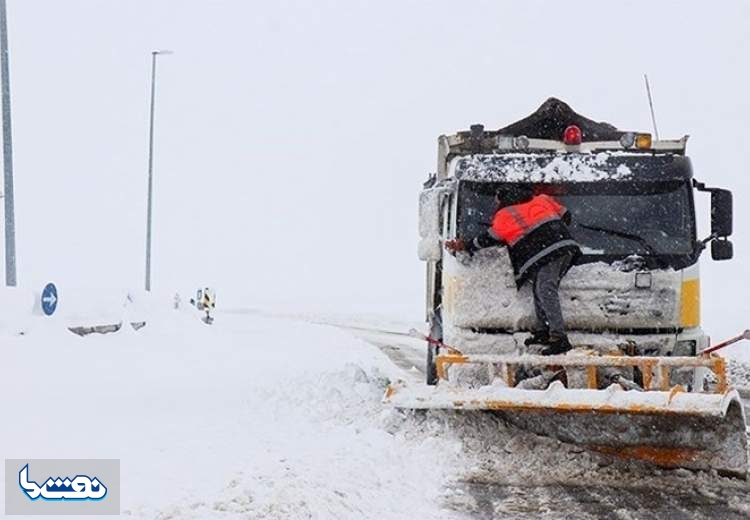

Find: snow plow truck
<box><xmin>386</xmin><ymin>98</ymin><xmax>748</xmax><ymax>477</ymax></box>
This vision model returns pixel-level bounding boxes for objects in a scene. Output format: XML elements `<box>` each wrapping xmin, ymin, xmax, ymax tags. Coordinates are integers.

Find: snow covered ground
<box><xmin>0</xmin><ymin>295</ymin><xmax>466</xmax><ymax>519</ymax></box>
<box><xmin>3</xmin><ymin>293</ymin><xmax>750</xmax><ymax>519</ymax></box>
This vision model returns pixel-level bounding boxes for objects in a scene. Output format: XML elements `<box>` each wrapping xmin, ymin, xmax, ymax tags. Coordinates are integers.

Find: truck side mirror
<box><xmin>711</xmin><ymin>189</ymin><xmax>732</xmax><ymax>237</ymax></box>
<box><xmin>418</xmin><ymin>187</ymin><xmax>449</xmax><ymax>261</ymax></box>
<box><xmin>711</xmin><ymin>239</ymin><xmax>733</xmax><ymax>261</ymax></box>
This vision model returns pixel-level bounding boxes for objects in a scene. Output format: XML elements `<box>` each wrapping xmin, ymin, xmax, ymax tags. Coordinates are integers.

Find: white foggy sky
<box><xmin>3</xmin><ymin>1</ymin><xmax>749</xmax><ymax>339</ymax></box>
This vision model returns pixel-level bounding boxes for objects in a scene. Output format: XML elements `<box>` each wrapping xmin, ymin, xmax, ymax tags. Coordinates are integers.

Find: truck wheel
<box><xmin>426</xmin><ymin>316</ymin><xmax>442</xmax><ymax>385</ymax></box>
<box><xmin>426</xmin><ymin>343</ymin><xmax>439</xmax><ymax>385</ymax></box>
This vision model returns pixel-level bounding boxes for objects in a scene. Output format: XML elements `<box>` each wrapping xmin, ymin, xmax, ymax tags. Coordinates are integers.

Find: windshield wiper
<box><xmin>577</xmin><ymin>223</ymin><xmax>658</xmax><ymax>256</ymax></box>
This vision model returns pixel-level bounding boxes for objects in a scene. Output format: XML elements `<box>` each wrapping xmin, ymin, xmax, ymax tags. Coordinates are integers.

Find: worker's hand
<box><xmin>445</xmin><ymin>238</ymin><xmax>477</xmax><ymax>259</ymax></box>
<box><xmin>444</xmin><ymin>238</ymin><xmax>467</xmax><ymax>254</ymax></box>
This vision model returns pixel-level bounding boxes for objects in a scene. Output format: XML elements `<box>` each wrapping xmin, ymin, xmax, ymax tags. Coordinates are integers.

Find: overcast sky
<box><xmin>3</xmin><ymin>0</ymin><xmax>749</xmax><ymax>340</ymax></box>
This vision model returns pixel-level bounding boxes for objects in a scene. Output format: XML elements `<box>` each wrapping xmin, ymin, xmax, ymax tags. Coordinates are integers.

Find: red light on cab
<box><xmin>563</xmin><ymin>125</ymin><xmax>582</xmax><ymax>145</ymax></box>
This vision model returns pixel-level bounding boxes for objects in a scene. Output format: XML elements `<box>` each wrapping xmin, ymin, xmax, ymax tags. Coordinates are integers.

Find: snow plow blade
<box><xmin>384</xmin><ymin>353</ymin><xmax>748</xmax><ymax>477</ymax></box>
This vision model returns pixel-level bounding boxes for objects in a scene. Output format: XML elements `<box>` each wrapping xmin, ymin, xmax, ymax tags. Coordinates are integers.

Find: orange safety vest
<box><xmin>489</xmin><ymin>194</ymin><xmax>579</xmax><ymax>286</ymax></box>
<box><xmin>491</xmin><ymin>194</ymin><xmax>567</xmax><ymax>245</ymax></box>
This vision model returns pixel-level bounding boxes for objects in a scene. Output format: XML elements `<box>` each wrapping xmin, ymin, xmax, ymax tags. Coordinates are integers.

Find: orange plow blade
<box><xmin>385</xmin><ymin>352</ymin><xmax>749</xmax><ymax>477</ymax></box>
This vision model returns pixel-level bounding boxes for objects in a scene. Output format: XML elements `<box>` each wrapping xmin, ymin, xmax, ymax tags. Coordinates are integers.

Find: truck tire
<box><xmin>426</xmin><ymin>343</ymin><xmax>439</xmax><ymax>385</ymax></box>
<box><xmin>426</xmin><ymin>316</ymin><xmax>442</xmax><ymax>385</ymax></box>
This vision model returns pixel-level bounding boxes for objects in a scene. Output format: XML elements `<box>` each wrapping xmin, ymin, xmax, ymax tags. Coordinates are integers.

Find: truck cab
<box><xmin>418</xmin><ymin>99</ymin><xmax>733</xmax><ymax>388</ymax></box>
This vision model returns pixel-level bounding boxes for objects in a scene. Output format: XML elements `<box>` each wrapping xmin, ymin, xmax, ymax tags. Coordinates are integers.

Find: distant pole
<box><xmin>0</xmin><ymin>0</ymin><xmax>16</xmax><ymax>287</ymax></box>
<box><xmin>643</xmin><ymin>74</ymin><xmax>660</xmax><ymax>141</ymax></box>
<box><xmin>145</xmin><ymin>50</ymin><xmax>172</xmax><ymax>292</ymax></box>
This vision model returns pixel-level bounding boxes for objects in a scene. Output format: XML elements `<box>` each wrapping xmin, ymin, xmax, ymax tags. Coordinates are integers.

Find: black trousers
<box><xmin>531</xmin><ymin>251</ymin><xmax>574</xmax><ymax>337</ymax></box>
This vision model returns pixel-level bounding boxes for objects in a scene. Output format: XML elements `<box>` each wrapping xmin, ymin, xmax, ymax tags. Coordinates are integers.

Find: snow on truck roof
<box><xmin>436</xmin><ymin>98</ymin><xmax>689</xmax><ymax>181</ymax></box>
<box><xmin>452</xmin><ymin>152</ymin><xmax>694</xmax><ymax>183</ymax></box>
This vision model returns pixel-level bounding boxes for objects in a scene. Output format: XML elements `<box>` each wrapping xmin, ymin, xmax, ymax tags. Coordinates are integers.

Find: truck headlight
<box><xmin>635</xmin><ymin>271</ymin><xmax>652</xmax><ymax>289</ymax></box>
<box><xmin>619</xmin><ymin>132</ymin><xmax>636</xmax><ymax>148</ymax></box>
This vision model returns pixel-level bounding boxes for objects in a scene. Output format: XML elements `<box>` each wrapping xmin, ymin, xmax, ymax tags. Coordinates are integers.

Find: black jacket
<box><xmin>467</xmin><ymin>211</ymin><xmax>580</xmax><ymax>287</ymax></box>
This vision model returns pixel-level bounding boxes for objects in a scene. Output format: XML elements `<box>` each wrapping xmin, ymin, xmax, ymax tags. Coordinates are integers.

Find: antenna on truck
<box><xmin>643</xmin><ymin>74</ymin><xmax>660</xmax><ymax>140</ymax></box>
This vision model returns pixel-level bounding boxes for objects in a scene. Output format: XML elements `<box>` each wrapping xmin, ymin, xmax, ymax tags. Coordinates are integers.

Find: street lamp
<box><xmin>145</xmin><ymin>49</ymin><xmax>172</xmax><ymax>292</ymax></box>
<box><xmin>0</xmin><ymin>0</ymin><xmax>16</xmax><ymax>287</ymax></box>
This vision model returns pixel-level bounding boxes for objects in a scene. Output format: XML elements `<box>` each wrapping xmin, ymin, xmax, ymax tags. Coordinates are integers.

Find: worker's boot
<box><xmin>524</xmin><ymin>330</ymin><xmax>550</xmax><ymax>347</ymax></box>
<box><xmin>540</xmin><ymin>334</ymin><xmax>572</xmax><ymax>356</ymax></box>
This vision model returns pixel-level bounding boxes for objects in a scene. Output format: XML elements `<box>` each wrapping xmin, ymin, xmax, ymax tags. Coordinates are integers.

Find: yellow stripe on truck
<box><xmin>680</xmin><ymin>278</ymin><xmax>700</xmax><ymax>328</ymax></box>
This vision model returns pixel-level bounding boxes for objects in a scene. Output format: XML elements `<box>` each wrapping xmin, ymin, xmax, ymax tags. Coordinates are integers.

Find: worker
<box><xmin>190</xmin><ymin>288</ymin><xmax>216</xmax><ymax>323</ymax></box>
<box><xmin>201</xmin><ymin>288</ymin><xmax>216</xmax><ymax>323</ymax></box>
<box><xmin>201</xmin><ymin>288</ymin><xmax>214</xmax><ymax>309</ymax></box>
<box><xmin>445</xmin><ymin>186</ymin><xmax>580</xmax><ymax>355</ymax></box>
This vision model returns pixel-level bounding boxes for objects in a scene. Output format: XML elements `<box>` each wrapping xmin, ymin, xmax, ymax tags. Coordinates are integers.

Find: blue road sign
<box><xmin>41</xmin><ymin>283</ymin><xmax>57</xmax><ymax>316</ymax></box>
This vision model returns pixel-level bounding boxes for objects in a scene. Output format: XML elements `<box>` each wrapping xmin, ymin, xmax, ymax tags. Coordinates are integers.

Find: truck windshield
<box><xmin>457</xmin><ymin>180</ymin><xmax>695</xmax><ymax>260</ymax></box>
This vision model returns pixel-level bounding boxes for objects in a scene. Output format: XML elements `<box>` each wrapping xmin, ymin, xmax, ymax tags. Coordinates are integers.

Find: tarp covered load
<box><xmin>497</xmin><ymin>97</ymin><xmax>629</xmax><ymax>141</ymax></box>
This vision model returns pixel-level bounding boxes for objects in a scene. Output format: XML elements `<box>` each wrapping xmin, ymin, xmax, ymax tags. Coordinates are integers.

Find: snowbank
<box><xmin>0</xmin><ymin>286</ymin><xmax>35</xmax><ymax>335</ymax></box>
<box><xmin>0</xmin><ymin>307</ymin><xmax>461</xmax><ymax>519</ymax></box>
<box><xmin>0</xmin><ymin>286</ymin><xmax>164</xmax><ymax>337</ymax></box>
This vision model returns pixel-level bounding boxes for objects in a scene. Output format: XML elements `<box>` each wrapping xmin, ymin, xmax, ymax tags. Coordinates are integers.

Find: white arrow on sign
<box><xmin>42</xmin><ymin>293</ymin><xmax>57</xmax><ymax>306</ymax></box>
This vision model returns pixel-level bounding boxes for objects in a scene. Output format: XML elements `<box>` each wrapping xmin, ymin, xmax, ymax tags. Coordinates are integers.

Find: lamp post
<box><xmin>0</xmin><ymin>0</ymin><xmax>16</xmax><ymax>287</ymax></box>
<box><xmin>145</xmin><ymin>49</ymin><xmax>172</xmax><ymax>292</ymax></box>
